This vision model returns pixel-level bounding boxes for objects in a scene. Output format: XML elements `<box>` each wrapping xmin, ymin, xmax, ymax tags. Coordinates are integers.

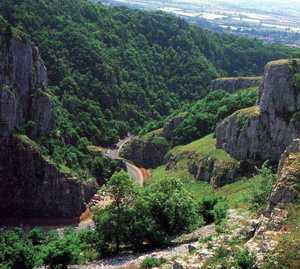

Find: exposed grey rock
<box><xmin>120</xmin><ymin>136</ymin><xmax>170</xmax><ymax>168</ymax></box>
<box><xmin>0</xmin><ymin>33</ymin><xmax>97</xmax><ymax>221</ymax></box>
<box><xmin>166</xmin><ymin>151</ymin><xmax>240</xmax><ymax>188</ymax></box>
<box><xmin>267</xmin><ymin>139</ymin><xmax>300</xmax><ymax>211</ymax></box>
<box><xmin>0</xmin><ymin>135</ymin><xmax>96</xmax><ymax>220</ymax></box>
<box><xmin>216</xmin><ymin>59</ymin><xmax>300</xmax><ymax>164</ymax></box>
<box><xmin>0</xmin><ymin>34</ymin><xmax>53</xmax><ymax>138</ymax></box>
<box><xmin>189</xmin><ymin>155</ymin><xmax>239</xmax><ymax>188</ymax></box>
<box><xmin>173</xmin><ymin>261</ymin><xmax>185</xmax><ymax>269</ymax></box>
<box><xmin>30</xmin><ymin>91</ymin><xmax>55</xmax><ymax>137</ymax></box>
<box><xmin>188</xmin><ymin>244</ymin><xmax>197</xmax><ymax>254</ymax></box>
<box><xmin>210</xmin><ymin>76</ymin><xmax>262</xmax><ymax>93</ymax></box>
<box><xmin>259</xmin><ymin>60</ymin><xmax>300</xmax><ymax>114</ymax></box>
<box><xmin>0</xmin><ymin>87</ymin><xmax>16</xmax><ymax>137</ymax></box>
<box><xmin>163</xmin><ymin>113</ymin><xmax>187</xmax><ymax>140</ymax></box>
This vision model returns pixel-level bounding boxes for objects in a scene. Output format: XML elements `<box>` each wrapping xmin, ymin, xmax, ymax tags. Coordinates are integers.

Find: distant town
<box><xmin>101</xmin><ymin>0</ymin><xmax>300</xmax><ymax>47</ymax></box>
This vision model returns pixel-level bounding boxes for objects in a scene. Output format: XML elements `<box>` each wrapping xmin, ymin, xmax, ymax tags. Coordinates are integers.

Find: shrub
<box><xmin>140</xmin><ymin>257</ymin><xmax>166</xmax><ymax>269</ymax></box>
<box><xmin>199</xmin><ymin>195</ymin><xmax>228</xmax><ymax>224</ymax></box>
<box><xmin>144</xmin><ymin>177</ymin><xmax>203</xmax><ymax>241</ymax></box>
<box><xmin>234</xmin><ymin>249</ymin><xmax>256</xmax><ymax>269</ymax></box>
<box><xmin>213</xmin><ymin>198</ymin><xmax>228</xmax><ymax>224</ymax></box>
<box><xmin>38</xmin><ymin>229</ymin><xmax>92</xmax><ymax>269</ymax></box>
<box><xmin>27</xmin><ymin>228</ymin><xmax>46</xmax><ymax>246</ymax></box>
<box><xmin>0</xmin><ymin>229</ymin><xmax>35</xmax><ymax>269</ymax></box>
<box><xmin>94</xmin><ymin>175</ymin><xmax>204</xmax><ymax>255</ymax></box>
<box><xmin>249</xmin><ymin>162</ymin><xmax>276</xmax><ymax>212</ymax></box>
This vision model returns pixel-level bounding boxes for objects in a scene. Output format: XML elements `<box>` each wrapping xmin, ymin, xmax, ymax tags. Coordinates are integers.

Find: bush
<box><xmin>38</xmin><ymin>229</ymin><xmax>93</xmax><ymax>269</ymax></box>
<box><xmin>213</xmin><ymin>198</ymin><xmax>228</xmax><ymax>225</ymax></box>
<box><xmin>0</xmin><ymin>229</ymin><xmax>35</xmax><ymax>269</ymax></box>
<box><xmin>249</xmin><ymin>162</ymin><xmax>276</xmax><ymax>212</ymax></box>
<box><xmin>199</xmin><ymin>195</ymin><xmax>228</xmax><ymax>224</ymax></box>
<box><xmin>94</xmin><ymin>175</ymin><xmax>204</xmax><ymax>255</ymax></box>
<box><xmin>144</xmin><ymin>177</ymin><xmax>203</xmax><ymax>242</ymax></box>
<box><xmin>234</xmin><ymin>249</ymin><xmax>256</xmax><ymax>269</ymax></box>
<box><xmin>140</xmin><ymin>257</ymin><xmax>166</xmax><ymax>269</ymax></box>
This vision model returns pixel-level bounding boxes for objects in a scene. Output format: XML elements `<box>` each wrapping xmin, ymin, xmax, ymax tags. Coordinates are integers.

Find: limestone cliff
<box><xmin>0</xmin><ymin>33</ymin><xmax>52</xmax><ymax>138</ymax></box>
<box><xmin>267</xmin><ymin>139</ymin><xmax>300</xmax><ymax>211</ymax></box>
<box><xmin>166</xmin><ymin>135</ymin><xmax>241</xmax><ymax>188</ymax></box>
<box><xmin>163</xmin><ymin>113</ymin><xmax>187</xmax><ymax>140</ymax></box>
<box><xmin>210</xmin><ymin>76</ymin><xmax>262</xmax><ymax>93</ymax></box>
<box><xmin>120</xmin><ymin>135</ymin><xmax>170</xmax><ymax>168</ymax></box>
<box><xmin>0</xmin><ymin>32</ymin><xmax>96</xmax><ymax>221</ymax></box>
<box><xmin>216</xmin><ymin>59</ymin><xmax>300</xmax><ymax>164</ymax></box>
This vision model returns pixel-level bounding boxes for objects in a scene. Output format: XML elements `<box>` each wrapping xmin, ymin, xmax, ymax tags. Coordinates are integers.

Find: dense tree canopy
<box><xmin>0</xmin><ymin>0</ymin><xmax>296</xmax><ymax>147</ymax></box>
<box><xmin>0</xmin><ymin>0</ymin><xmax>298</xmax><ymax>179</ymax></box>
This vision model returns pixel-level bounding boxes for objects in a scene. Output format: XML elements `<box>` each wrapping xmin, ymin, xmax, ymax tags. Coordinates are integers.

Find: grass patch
<box><xmin>217</xmin><ymin>175</ymin><xmax>265</xmax><ymax>210</ymax></box>
<box><xmin>87</xmin><ymin>145</ymin><xmax>105</xmax><ymax>153</ymax></box>
<box><xmin>141</xmin><ymin>128</ymin><xmax>163</xmax><ymax>139</ymax></box>
<box><xmin>148</xmin><ymin>160</ymin><xmax>214</xmax><ymax>199</ymax></box>
<box><xmin>171</xmin><ymin>134</ymin><xmax>235</xmax><ymax>162</ymax></box>
<box><xmin>15</xmin><ymin>134</ymin><xmax>41</xmax><ymax>152</ymax></box>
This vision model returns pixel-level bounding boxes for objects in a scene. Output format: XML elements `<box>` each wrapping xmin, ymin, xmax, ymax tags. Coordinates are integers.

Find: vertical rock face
<box><xmin>120</xmin><ymin>136</ymin><xmax>170</xmax><ymax>168</ymax></box>
<box><xmin>267</xmin><ymin>139</ymin><xmax>300</xmax><ymax>211</ymax></box>
<box><xmin>216</xmin><ymin>59</ymin><xmax>300</xmax><ymax>164</ymax></box>
<box><xmin>0</xmin><ymin>135</ymin><xmax>96</xmax><ymax>219</ymax></box>
<box><xmin>0</xmin><ymin>33</ymin><xmax>96</xmax><ymax>221</ymax></box>
<box><xmin>210</xmin><ymin>76</ymin><xmax>262</xmax><ymax>93</ymax></box>
<box><xmin>0</xmin><ymin>34</ymin><xmax>53</xmax><ymax>138</ymax></box>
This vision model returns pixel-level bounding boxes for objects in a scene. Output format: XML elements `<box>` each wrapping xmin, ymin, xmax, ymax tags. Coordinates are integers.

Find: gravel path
<box><xmin>69</xmin><ymin>224</ymin><xmax>215</xmax><ymax>269</ymax></box>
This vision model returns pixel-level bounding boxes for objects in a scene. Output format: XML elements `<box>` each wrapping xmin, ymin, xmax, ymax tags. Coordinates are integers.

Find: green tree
<box><xmin>144</xmin><ymin>177</ymin><xmax>203</xmax><ymax>242</ymax></box>
<box><xmin>0</xmin><ymin>229</ymin><xmax>34</xmax><ymax>269</ymax></box>
<box><xmin>94</xmin><ymin>171</ymin><xmax>138</xmax><ymax>254</ymax></box>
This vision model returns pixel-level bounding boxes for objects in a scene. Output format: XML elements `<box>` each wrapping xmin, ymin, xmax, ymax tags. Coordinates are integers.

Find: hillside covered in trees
<box><xmin>0</xmin><ymin>0</ymin><xmax>298</xmax><ymax>149</ymax></box>
<box><xmin>0</xmin><ymin>0</ymin><xmax>299</xmax><ymax>180</ymax></box>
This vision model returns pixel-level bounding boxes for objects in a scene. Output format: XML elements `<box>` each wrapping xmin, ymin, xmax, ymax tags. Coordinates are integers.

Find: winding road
<box><xmin>78</xmin><ymin>138</ymin><xmax>146</xmax><ymax>229</ymax></box>
<box><xmin>105</xmin><ymin>137</ymin><xmax>145</xmax><ymax>186</ymax></box>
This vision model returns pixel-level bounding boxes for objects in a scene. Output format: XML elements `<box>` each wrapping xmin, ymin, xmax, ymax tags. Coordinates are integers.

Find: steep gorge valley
<box><xmin>0</xmin><ymin>0</ymin><xmax>300</xmax><ymax>268</ymax></box>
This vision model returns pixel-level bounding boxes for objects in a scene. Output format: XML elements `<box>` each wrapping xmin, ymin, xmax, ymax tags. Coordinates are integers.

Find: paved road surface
<box><xmin>105</xmin><ymin>136</ymin><xmax>144</xmax><ymax>186</ymax></box>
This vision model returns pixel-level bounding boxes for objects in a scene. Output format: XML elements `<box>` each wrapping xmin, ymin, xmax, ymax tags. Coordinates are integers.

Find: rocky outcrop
<box><xmin>120</xmin><ymin>136</ymin><xmax>170</xmax><ymax>168</ymax></box>
<box><xmin>210</xmin><ymin>76</ymin><xmax>262</xmax><ymax>93</ymax></box>
<box><xmin>166</xmin><ymin>151</ymin><xmax>240</xmax><ymax>188</ymax></box>
<box><xmin>0</xmin><ymin>135</ymin><xmax>96</xmax><ymax>220</ymax></box>
<box><xmin>0</xmin><ymin>34</ymin><xmax>54</xmax><ymax>139</ymax></box>
<box><xmin>267</xmin><ymin>139</ymin><xmax>300</xmax><ymax>211</ymax></box>
<box><xmin>0</xmin><ymin>32</ymin><xmax>96</xmax><ymax>221</ymax></box>
<box><xmin>163</xmin><ymin>113</ymin><xmax>187</xmax><ymax>140</ymax></box>
<box><xmin>189</xmin><ymin>155</ymin><xmax>239</xmax><ymax>188</ymax></box>
<box><xmin>216</xmin><ymin>59</ymin><xmax>300</xmax><ymax>164</ymax></box>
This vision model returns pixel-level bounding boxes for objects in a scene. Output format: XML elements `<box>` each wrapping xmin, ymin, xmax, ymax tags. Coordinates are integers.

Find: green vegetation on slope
<box><xmin>262</xmin><ymin>202</ymin><xmax>300</xmax><ymax>269</ymax></box>
<box><xmin>0</xmin><ymin>0</ymin><xmax>297</xmax><ymax>148</ymax></box>
<box><xmin>141</xmin><ymin>87</ymin><xmax>258</xmax><ymax>145</ymax></box>
<box><xmin>171</xmin><ymin>134</ymin><xmax>235</xmax><ymax>162</ymax></box>
<box><xmin>0</xmin><ymin>0</ymin><xmax>297</xmax><ymax>180</ymax></box>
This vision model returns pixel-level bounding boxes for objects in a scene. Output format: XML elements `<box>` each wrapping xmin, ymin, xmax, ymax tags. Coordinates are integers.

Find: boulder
<box><xmin>173</xmin><ymin>261</ymin><xmax>185</xmax><ymax>269</ymax></box>
<box><xmin>216</xmin><ymin>59</ymin><xmax>300</xmax><ymax>165</ymax></box>
<box><xmin>210</xmin><ymin>76</ymin><xmax>262</xmax><ymax>93</ymax></box>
